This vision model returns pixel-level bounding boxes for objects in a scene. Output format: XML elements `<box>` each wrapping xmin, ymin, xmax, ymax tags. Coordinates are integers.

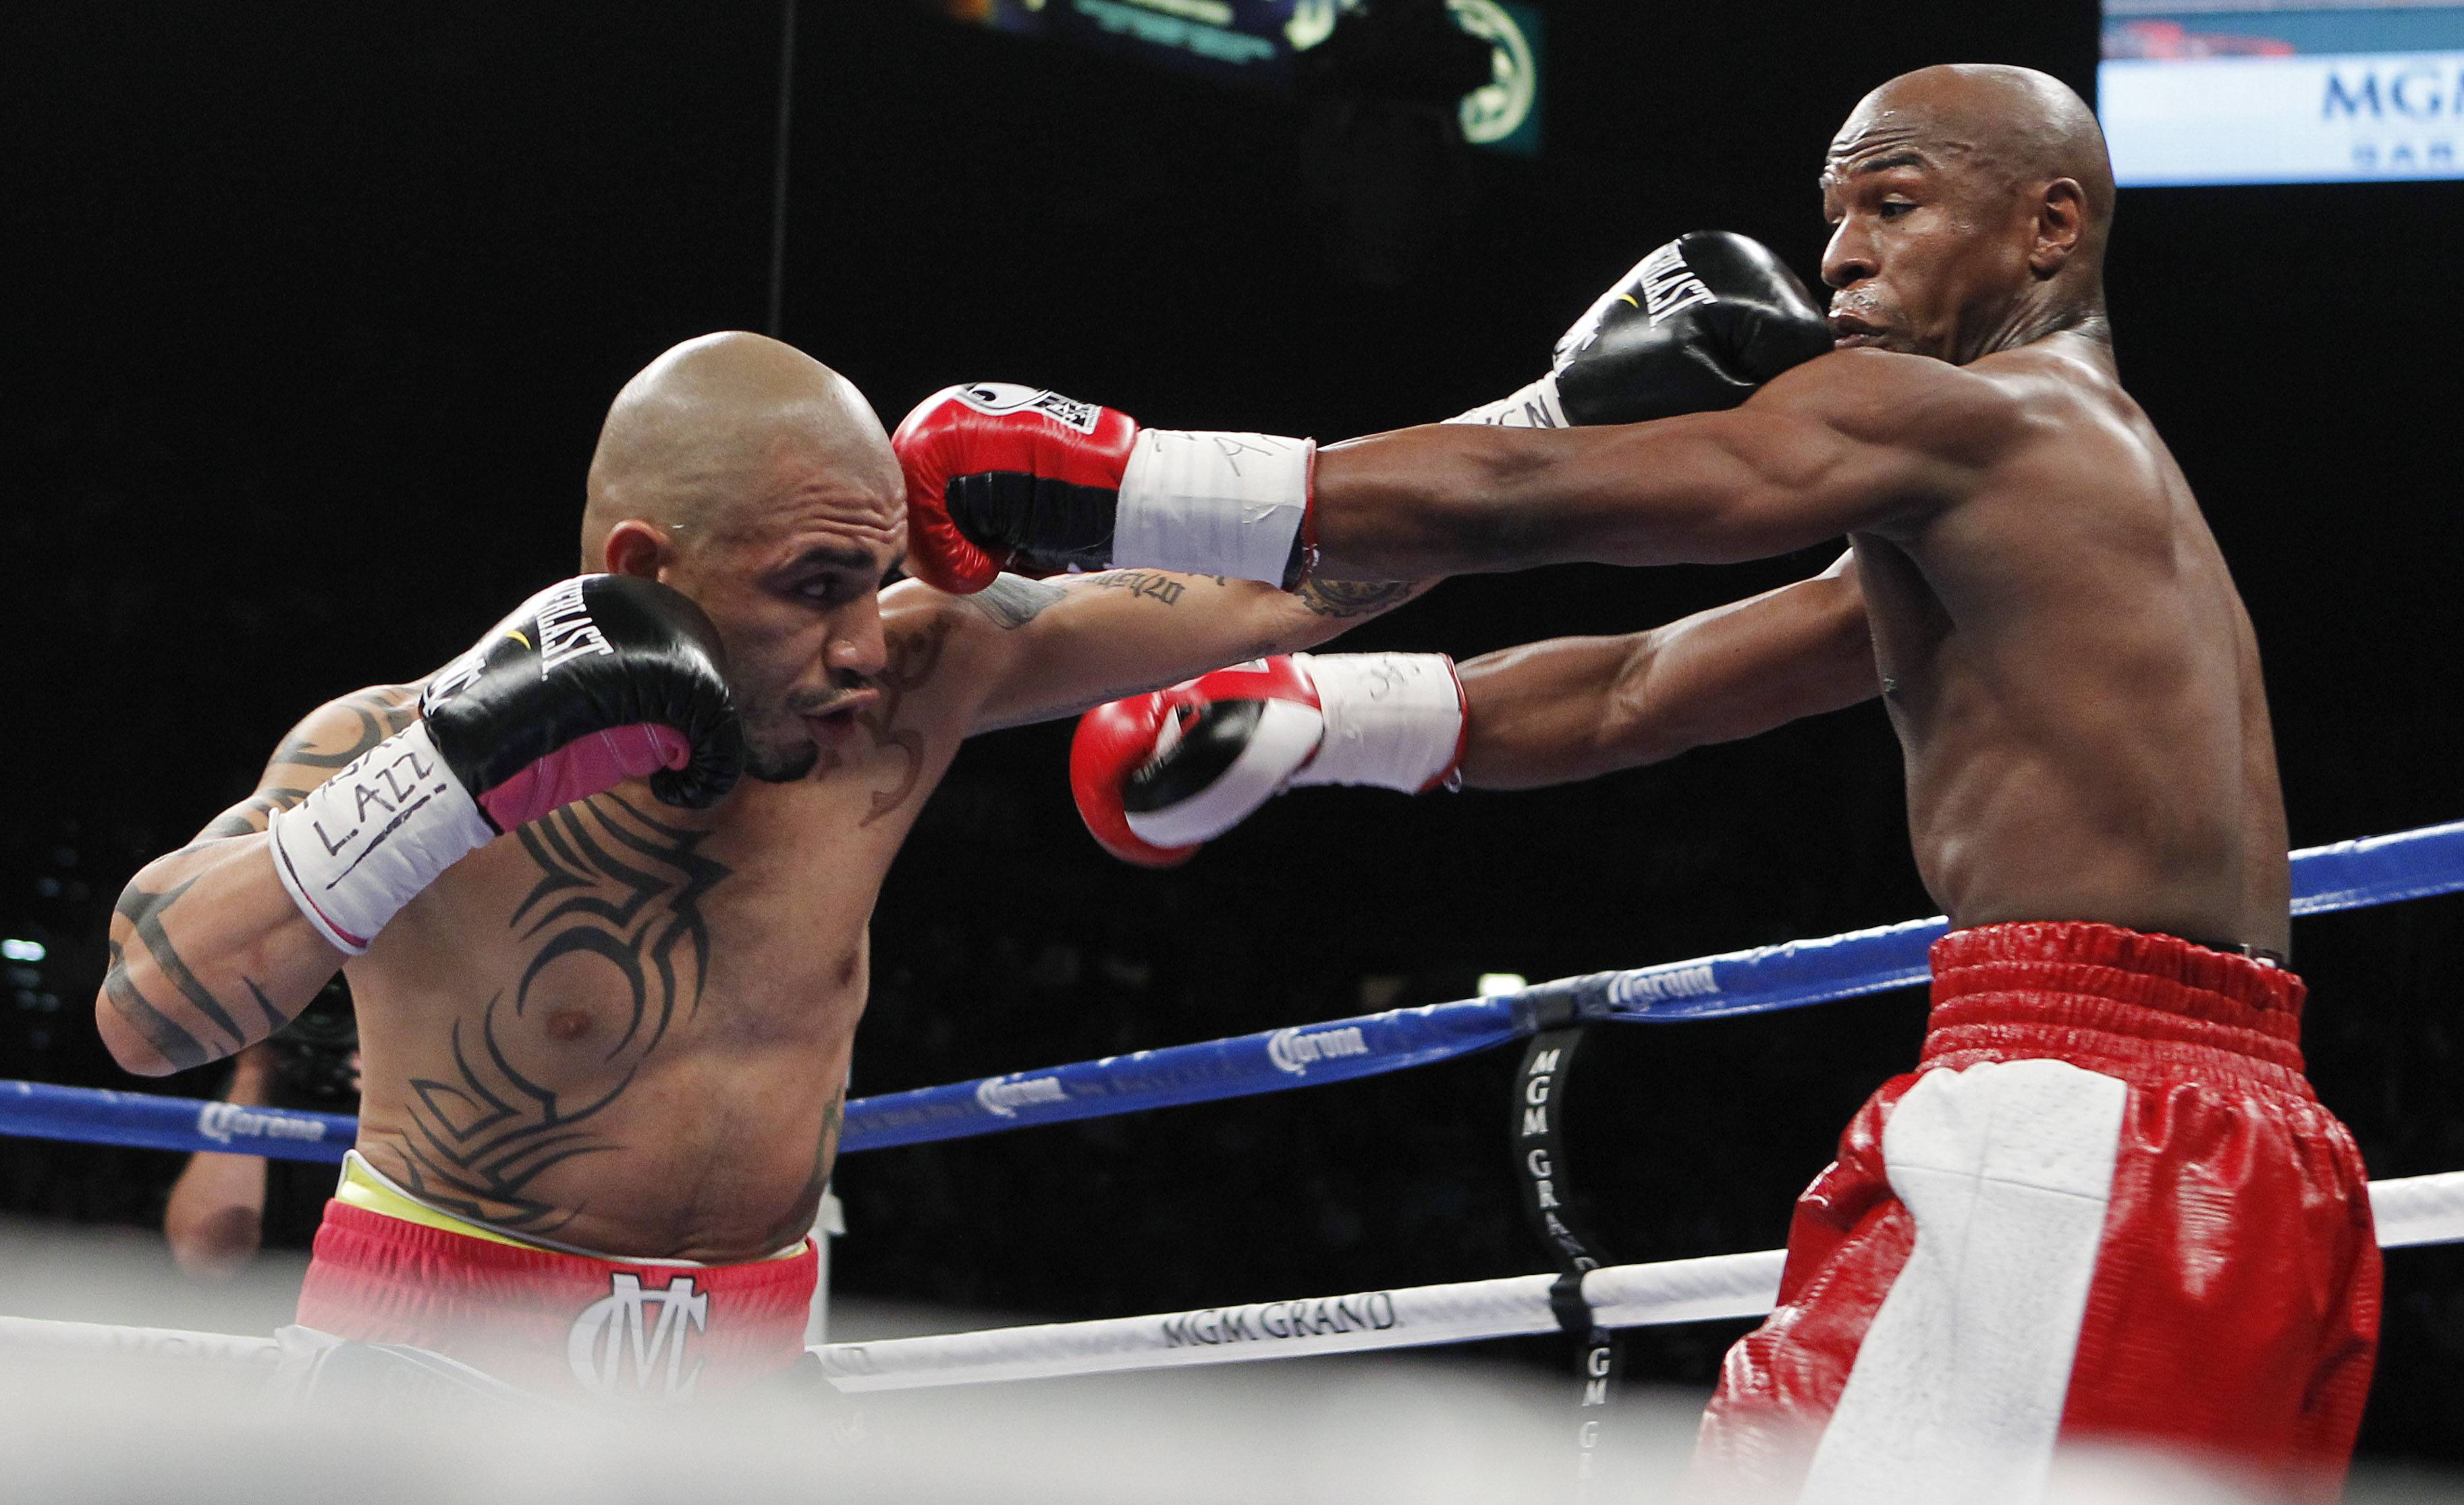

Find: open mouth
<box><xmin>798</xmin><ymin>688</ymin><xmax>879</xmax><ymax>735</ymax></box>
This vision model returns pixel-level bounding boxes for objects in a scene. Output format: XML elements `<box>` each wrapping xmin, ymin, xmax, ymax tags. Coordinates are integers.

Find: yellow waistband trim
<box><xmin>335</xmin><ymin>1152</ymin><xmax>811</xmax><ymax>1264</ymax></box>
<box><xmin>337</xmin><ymin>1153</ymin><xmax>537</xmax><ymax>1249</ymax></box>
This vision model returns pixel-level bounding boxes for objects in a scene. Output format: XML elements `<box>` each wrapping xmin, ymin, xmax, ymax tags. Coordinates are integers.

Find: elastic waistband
<box><xmin>313</xmin><ymin>1199</ymin><xmax>818</xmax><ymax>1294</ymax></box>
<box><xmin>1923</xmin><ymin>922</ymin><xmax>2311</xmax><ymax>1091</ymax></box>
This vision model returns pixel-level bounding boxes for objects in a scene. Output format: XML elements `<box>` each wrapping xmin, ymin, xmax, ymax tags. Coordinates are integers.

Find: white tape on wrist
<box><xmin>1112</xmin><ymin>429</ymin><xmax>1314</xmax><ymax>584</ymax></box>
<box><xmin>1289</xmin><ymin>653</ymin><xmax>1466</xmax><ymax>794</ymax></box>
<box><xmin>266</xmin><ymin>721</ymin><xmax>495</xmax><ymax>954</ymax></box>
<box><xmin>1445</xmin><ymin>373</ymin><xmax>1566</xmax><ymax>429</ymax></box>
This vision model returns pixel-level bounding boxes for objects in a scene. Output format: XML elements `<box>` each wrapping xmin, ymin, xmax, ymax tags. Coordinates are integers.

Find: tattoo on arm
<box><xmin>383</xmin><ymin>794</ymin><xmax>732</xmax><ymax>1232</ymax></box>
<box><xmin>1088</xmin><ymin>570</ymin><xmax>1190</xmax><ymax>606</ymax></box>
<box><xmin>1294</xmin><ymin>577</ymin><xmax>1422</xmax><ymax>619</ymax></box>
<box><xmin>102</xmin><ymin>878</ymin><xmax>283</xmax><ymax>1072</ymax></box>
<box><xmin>964</xmin><ymin>574</ymin><xmax>1070</xmax><ymax>630</ymax></box>
<box><xmin>187</xmin><ymin>689</ymin><xmax>418</xmax><ymax>848</ymax></box>
<box><xmin>857</xmin><ymin>615</ymin><xmax>954</xmax><ymax>827</ymax></box>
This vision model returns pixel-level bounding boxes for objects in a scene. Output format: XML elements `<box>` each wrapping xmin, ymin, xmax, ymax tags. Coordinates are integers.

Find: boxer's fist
<box><xmin>891</xmin><ymin>383</ymin><xmax>1143</xmax><ymax>595</ymax></box>
<box><xmin>1071</xmin><ymin>653</ymin><xmax>1464</xmax><ymax>867</ymax></box>
<box><xmin>421</xmin><ymin>574</ymin><xmax>745</xmax><ymax>827</ymax></box>
<box><xmin>1452</xmin><ymin>231</ymin><xmax>1831</xmax><ymax>428</ymax></box>
<box><xmin>270</xmin><ymin>575</ymin><xmax>743</xmax><ymax>954</ymax></box>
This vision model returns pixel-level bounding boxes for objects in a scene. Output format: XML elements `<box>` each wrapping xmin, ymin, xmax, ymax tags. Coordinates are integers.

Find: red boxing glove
<box><xmin>889</xmin><ymin>383</ymin><xmax>1143</xmax><ymax>595</ymax></box>
<box><xmin>892</xmin><ymin>382</ymin><xmax>1317</xmax><ymax>595</ymax></box>
<box><xmin>1070</xmin><ymin>653</ymin><xmax>1465</xmax><ymax>868</ymax></box>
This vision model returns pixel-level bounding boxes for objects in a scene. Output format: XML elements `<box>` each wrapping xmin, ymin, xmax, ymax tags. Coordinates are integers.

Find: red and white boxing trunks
<box><xmin>295</xmin><ymin>1185</ymin><xmax>817</xmax><ymax>1402</ymax></box>
<box><xmin>1697</xmin><ymin>923</ymin><xmax>2380</xmax><ymax>1499</ymax></box>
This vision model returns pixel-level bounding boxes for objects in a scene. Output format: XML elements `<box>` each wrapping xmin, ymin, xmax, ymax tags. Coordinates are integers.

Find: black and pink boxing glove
<box><xmin>267</xmin><ymin>575</ymin><xmax>742</xmax><ymax>953</ymax></box>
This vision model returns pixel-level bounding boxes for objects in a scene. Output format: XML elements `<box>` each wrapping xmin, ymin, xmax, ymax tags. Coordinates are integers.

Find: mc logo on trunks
<box><xmin>568</xmin><ymin>1273</ymin><xmax>709</xmax><ymax>1400</ymax></box>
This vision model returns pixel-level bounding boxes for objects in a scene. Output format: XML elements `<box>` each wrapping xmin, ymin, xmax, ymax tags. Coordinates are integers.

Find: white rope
<box><xmin>815</xmin><ymin>1170</ymin><xmax>2464</xmax><ymax>1392</ymax></box>
<box><xmin>9</xmin><ymin>1170</ymin><xmax>2460</xmax><ymax>1391</ymax></box>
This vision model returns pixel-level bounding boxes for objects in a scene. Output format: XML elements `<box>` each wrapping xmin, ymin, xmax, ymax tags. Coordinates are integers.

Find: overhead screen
<box><xmin>2099</xmin><ymin>1</ymin><xmax>2464</xmax><ymax>184</ymax></box>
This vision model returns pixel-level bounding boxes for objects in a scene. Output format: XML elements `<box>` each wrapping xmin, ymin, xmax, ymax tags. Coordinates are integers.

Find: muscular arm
<box><xmin>1307</xmin><ymin>351</ymin><xmax>2007</xmax><ymax>580</ymax></box>
<box><xmin>910</xmin><ymin>569</ymin><xmax>1431</xmax><ymax>735</ymax></box>
<box><xmin>1458</xmin><ymin>552</ymin><xmax>1878</xmax><ymax>790</ymax></box>
<box><xmin>95</xmin><ymin>686</ymin><xmax>418</xmax><ymax>1076</ymax></box>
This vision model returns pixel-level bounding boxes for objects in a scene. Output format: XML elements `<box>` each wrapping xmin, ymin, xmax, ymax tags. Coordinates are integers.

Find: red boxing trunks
<box><xmin>1697</xmin><ymin>923</ymin><xmax>2379</xmax><ymax>1500</ymax></box>
<box><xmin>295</xmin><ymin>1195</ymin><xmax>817</xmax><ymax>1402</ymax></box>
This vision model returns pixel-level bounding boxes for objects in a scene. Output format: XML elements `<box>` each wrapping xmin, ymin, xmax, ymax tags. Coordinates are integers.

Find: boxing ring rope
<box><xmin>6</xmin><ymin>819</ymin><xmax>2461</xmax><ymax>1165</ymax></box>
<box><xmin>9</xmin><ymin>1169</ymin><xmax>2464</xmax><ymax>1389</ymax></box>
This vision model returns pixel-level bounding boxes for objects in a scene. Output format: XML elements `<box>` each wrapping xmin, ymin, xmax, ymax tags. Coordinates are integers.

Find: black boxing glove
<box><xmin>268</xmin><ymin>575</ymin><xmax>744</xmax><ymax>953</ymax></box>
<box><xmin>1450</xmin><ymin>231</ymin><xmax>1832</xmax><ymax>428</ymax></box>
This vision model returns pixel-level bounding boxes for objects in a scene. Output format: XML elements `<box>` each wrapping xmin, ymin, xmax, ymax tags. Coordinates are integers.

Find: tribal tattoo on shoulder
<box><xmin>853</xmin><ymin>614</ymin><xmax>955</xmax><ymax>827</ymax></box>
<box><xmin>198</xmin><ymin>687</ymin><xmax>418</xmax><ymax>841</ymax></box>
<box><xmin>386</xmin><ymin>794</ymin><xmax>730</xmax><ymax>1231</ymax></box>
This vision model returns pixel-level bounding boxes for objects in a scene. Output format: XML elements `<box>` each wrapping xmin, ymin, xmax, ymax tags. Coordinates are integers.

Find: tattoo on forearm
<box><xmin>856</xmin><ymin>616</ymin><xmax>953</xmax><ymax>827</ymax></box>
<box><xmin>1088</xmin><ymin>570</ymin><xmax>1189</xmax><ymax>606</ymax></box>
<box><xmin>964</xmin><ymin>574</ymin><xmax>1070</xmax><ymax>630</ymax></box>
<box><xmin>384</xmin><ymin>795</ymin><xmax>730</xmax><ymax>1231</ymax></box>
<box><xmin>102</xmin><ymin>877</ymin><xmax>279</xmax><ymax>1071</ymax></box>
<box><xmin>1295</xmin><ymin>577</ymin><xmax>1421</xmax><ymax>619</ymax></box>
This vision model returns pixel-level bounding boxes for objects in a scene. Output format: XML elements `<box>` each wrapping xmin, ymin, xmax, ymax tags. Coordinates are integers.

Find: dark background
<box><xmin>9</xmin><ymin>0</ymin><xmax>2461</xmax><ymax>1465</ymax></box>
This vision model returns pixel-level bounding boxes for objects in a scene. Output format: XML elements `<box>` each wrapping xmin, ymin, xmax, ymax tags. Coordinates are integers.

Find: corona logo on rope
<box><xmin>976</xmin><ymin>1074</ymin><xmax>1068</xmax><ymax>1118</ymax></box>
<box><xmin>1268</xmin><ymin>1024</ymin><xmax>1371</xmax><ymax>1075</ymax></box>
<box><xmin>194</xmin><ymin>1101</ymin><xmax>327</xmax><ymax>1147</ymax></box>
<box><xmin>1606</xmin><ymin>963</ymin><xmax>1720</xmax><ymax>1008</ymax></box>
<box><xmin>567</xmin><ymin>1273</ymin><xmax>708</xmax><ymax>1399</ymax></box>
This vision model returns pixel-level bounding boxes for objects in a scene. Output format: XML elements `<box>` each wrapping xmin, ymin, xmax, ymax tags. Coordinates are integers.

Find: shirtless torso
<box><xmin>102</xmin><ymin>491</ymin><xmax>1403</xmax><ymax>1260</ymax></box>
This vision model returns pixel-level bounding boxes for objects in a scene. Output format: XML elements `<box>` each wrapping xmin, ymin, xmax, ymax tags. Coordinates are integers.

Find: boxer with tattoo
<box><xmin>94</xmin><ymin>331</ymin><xmax>1418</xmax><ymax>1399</ymax></box>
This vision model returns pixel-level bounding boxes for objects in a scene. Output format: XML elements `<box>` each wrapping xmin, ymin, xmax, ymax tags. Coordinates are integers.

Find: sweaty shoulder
<box><xmin>1757</xmin><ymin>348</ymin><xmax>2037</xmax><ymax>470</ymax></box>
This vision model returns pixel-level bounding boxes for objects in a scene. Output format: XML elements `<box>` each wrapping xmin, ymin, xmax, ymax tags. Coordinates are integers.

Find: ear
<box><xmin>601</xmin><ymin>519</ymin><xmax>672</xmax><ymax>580</ymax></box>
<box><xmin>2029</xmin><ymin>178</ymin><xmax>2087</xmax><ymax>278</ymax></box>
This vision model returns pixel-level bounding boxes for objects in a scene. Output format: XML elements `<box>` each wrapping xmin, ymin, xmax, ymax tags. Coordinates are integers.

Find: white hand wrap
<box><xmin>1289</xmin><ymin>652</ymin><xmax>1466</xmax><ymax>794</ymax></box>
<box><xmin>1112</xmin><ymin>429</ymin><xmax>1315</xmax><ymax>585</ymax></box>
<box><xmin>1445</xmin><ymin>373</ymin><xmax>1567</xmax><ymax>429</ymax></box>
<box><xmin>266</xmin><ymin>721</ymin><xmax>495</xmax><ymax>954</ymax></box>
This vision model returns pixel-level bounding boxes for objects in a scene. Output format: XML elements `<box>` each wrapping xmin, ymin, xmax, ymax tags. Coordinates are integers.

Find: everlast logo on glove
<box><xmin>953</xmin><ymin>382</ymin><xmax>1101</xmax><ymax>434</ymax></box>
<box><xmin>531</xmin><ymin>576</ymin><xmax>618</xmax><ymax>676</ymax></box>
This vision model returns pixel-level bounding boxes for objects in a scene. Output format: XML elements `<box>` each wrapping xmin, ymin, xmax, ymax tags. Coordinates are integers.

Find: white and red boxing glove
<box><xmin>1071</xmin><ymin>653</ymin><xmax>1465</xmax><ymax>867</ymax></box>
<box><xmin>891</xmin><ymin>383</ymin><xmax>1315</xmax><ymax>595</ymax></box>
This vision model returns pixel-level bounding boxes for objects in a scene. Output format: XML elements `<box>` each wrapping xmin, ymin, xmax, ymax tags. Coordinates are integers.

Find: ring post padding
<box><xmin>7</xmin><ymin>819</ymin><xmax>2461</xmax><ymax>1165</ymax></box>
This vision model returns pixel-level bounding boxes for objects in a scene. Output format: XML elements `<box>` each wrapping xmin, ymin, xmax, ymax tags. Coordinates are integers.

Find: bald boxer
<box><xmin>92</xmin><ymin>332</ymin><xmax>1422</xmax><ymax>1399</ymax></box>
<box><xmin>914</xmin><ymin>65</ymin><xmax>2379</xmax><ymax>1497</ymax></box>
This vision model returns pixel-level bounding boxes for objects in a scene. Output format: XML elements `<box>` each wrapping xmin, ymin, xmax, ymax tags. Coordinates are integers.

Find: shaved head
<box><xmin>1819</xmin><ymin>65</ymin><xmax>2116</xmax><ymax>363</ymax></box>
<box><xmin>1832</xmin><ymin>65</ymin><xmax>2114</xmax><ymax>262</ymax></box>
<box><xmin>579</xmin><ymin>332</ymin><xmax>906</xmax><ymax>786</ymax></box>
<box><xmin>581</xmin><ymin>331</ymin><xmax>902</xmax><ymax>566</ymax></box>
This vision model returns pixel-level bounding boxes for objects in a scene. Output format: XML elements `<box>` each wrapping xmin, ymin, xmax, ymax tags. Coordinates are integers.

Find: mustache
<box><xmin>784</xmin><ymin>677</ymin><xmax>879</xmax><ymax>717</ymax></box>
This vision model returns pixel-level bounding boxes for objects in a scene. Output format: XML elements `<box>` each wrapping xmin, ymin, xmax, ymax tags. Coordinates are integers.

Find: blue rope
<box><xmin>10</xmin><ymin>820</ymin><xmax>2461</xmax><ymax>1164</ymax></box>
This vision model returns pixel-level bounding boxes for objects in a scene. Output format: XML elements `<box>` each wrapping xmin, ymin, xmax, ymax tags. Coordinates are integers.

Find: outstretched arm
<box><xmin>96</xmin><ymin>687</ymin><xmax>417</xmax><ymax>1075</ymax></box>
<box><xmin>1458</xmin><ymin>552</ymin><xmax>1878</xmax><ymax>790</ymax></box>
<box><xmin>902</xmin><ymin>569</ymin><xmax>1431</xmax><ymax>736</ymax></box>
<box><xmin>1307</xmin><ymin>352</ymin><xmax>2006</xmax><ymax>580</ymax></box>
